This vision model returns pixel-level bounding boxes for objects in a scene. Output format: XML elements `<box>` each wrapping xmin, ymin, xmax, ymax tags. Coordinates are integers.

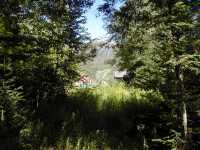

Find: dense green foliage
<box><xmin>0</xmin><ymin>0</ymin><xmax>93</xmax><ymax>149</ymax></box>
<box><xmin>100</xmin><ymin>0</ymin><xmax>200</xmax><ymax>149</ymax></box>
<box><xmin>0</xmin><ymin>0</ymin><xmax>200</xmax><ymax>149</ymax></box>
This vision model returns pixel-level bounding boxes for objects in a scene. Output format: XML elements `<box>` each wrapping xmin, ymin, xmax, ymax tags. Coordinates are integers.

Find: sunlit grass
<box><xmin>43</xmin><ymin>137</ymin><xmax>113</xmax><ymax>150</ymax></box>
<box><xmin>42</xmin><ymin>82</ymin><xmax>164</xmax><ymax>150</ymax></box>
<box><xmin>87</xmin><ymin>82</ymin><xmax>163</xmax><ymax>109</ymax></box>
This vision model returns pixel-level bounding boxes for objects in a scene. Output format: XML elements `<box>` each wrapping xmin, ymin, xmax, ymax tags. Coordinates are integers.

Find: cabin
<box><xmin>113</xmin><ymin>71</ymin><xmax>127</xmax><ymax>80</ymax></box>
<box><xmin>75</xmin><ymin>75</ymin><xmax>96</xmax><ymax>88</ymax></box>
<box><xmin>113</xmin><ymin>70</ymin><xmax>133</xmax><ymax>83</ymax></box>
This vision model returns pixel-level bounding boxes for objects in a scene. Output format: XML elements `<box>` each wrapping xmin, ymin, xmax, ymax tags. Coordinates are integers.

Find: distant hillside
<box><xmin>81</xmin><ymin>39</ymin><xmax>117</xmax><ymax>84</ymax></box>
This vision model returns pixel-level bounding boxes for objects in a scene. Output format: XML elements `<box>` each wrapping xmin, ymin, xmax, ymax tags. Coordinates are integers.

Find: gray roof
<box><xmin>113</xmin><ymin>71</ymin><xmax>127</xmax><ymax>78</ymax></box>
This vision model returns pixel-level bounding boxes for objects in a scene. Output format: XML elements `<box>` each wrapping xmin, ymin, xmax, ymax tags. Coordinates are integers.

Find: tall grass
<box><xmin>43</xmin><ymin>137</ymin><xmax>113</xmax><ymax>150</ymax></box>
<box><xmin>57</xmin><ymin>83</ymin><xmax>164</xmax><ymax>150</ymax></box>
<box><xmin>93</xmin><ymin>82</ymin><xmax>163</xmax><ymax>104</ymax></box>
<box><xmin>72</xmin><ymin>82</ymin><xmax>163</xmax><ymax>110</ymax></box>
<box><xmin>27</xmin><ymin>83</ymin><xmax>164</xmax><ymax>150</ymax></box>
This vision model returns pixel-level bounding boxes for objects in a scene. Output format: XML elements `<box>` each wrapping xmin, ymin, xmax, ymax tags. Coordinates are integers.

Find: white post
<box><xmin>1</xmin><ymin>109</ymin><xmax>4</xmax><ymax>121</ymax></box>
<box><xmin>183</xmin><ymin>102</ymin><xmax>187</xmax><ymax>138</ymax></box>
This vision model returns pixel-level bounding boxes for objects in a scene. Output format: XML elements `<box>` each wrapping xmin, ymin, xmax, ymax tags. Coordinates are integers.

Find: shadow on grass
<box><xmin>54</xmin><ymin>88</ymin><xmax>166</xmax><ymax>150</ymax></box>
<box><xmin>19</xmin><ymin>86</ymin><xmax>172</xmax><ymax>150</ymax></box>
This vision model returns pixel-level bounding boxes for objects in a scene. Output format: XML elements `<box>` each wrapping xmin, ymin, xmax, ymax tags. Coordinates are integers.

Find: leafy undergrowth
<box><xmin>20</xmin><ymin>83</ymin><xmax>169</xmax><ymax>150</ymax></box>
<box><xmin>41</xmin><ymin>83</ymin><xmax>165</xmax><ymax>150</ymax></box>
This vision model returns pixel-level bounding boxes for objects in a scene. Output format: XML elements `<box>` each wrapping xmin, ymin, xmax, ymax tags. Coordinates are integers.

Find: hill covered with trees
<box><xmin>81</xmin><ymin>39</ymin><xmax>117</xmax><ymax>84</ymax></box>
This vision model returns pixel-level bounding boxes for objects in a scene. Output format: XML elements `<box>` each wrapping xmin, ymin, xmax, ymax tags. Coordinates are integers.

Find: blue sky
<box><xmin>84</xmin><ymin>0</ymin><xmax>106</xmax><ymax>39</ymax></box>
<box><xmin>84</xmin><ymin>0</ymin><xmax>122</xmax><ymax>39</ymax></box>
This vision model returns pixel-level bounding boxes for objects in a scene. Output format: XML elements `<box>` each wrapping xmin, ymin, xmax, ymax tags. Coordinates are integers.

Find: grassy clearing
<box><xmin>94</xmin><ymin>83</ymin><xmax>163</xmax><ymax>103</ymax></box>
<box><xmin>45</xmin><ymin>83</ymin><xmax>164</xmax><ymax>150</ymax></box>
<box><xmin>20</xmin><ymin>83</ymin><xmax>164</xmax><ymax>150</ymax></box>
<box><xmin>71</xmin><ymin>83</ymin><xmax>163</xmax><ymax>109</ymax></box>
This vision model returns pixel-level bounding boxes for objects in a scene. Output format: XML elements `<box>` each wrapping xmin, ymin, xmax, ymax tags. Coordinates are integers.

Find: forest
<box><xmin>0</xmin><ymin>0</ymin><xmax>200</xmax><ymax>150</ymax></box>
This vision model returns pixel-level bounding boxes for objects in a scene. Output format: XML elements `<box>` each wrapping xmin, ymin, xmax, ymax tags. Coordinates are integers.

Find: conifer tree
<box><xmin>0</xmin><ymin>0</ymin><xmax>94</xmax><ymax>149</ymax></box>
<box><xmin>101</xmin><ymin>0</ymin><xmax>200</xmax><ymax>148</ymax></box>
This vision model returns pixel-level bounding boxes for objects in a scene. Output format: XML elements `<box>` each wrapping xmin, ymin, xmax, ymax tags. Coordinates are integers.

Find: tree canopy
<box><xmin>0</xmin><ymin>0</ymin><xmax>200</xmax><ymax>149</ymax></box>
<box><xmin>100</xmin><ymin>0</ymin><xmax>200</xmax><ymax>148</ymax></box>
<box><xmin>0</xmin><ymin>0</ymin><xmax>94</xmax><ymax>149</ymax></box>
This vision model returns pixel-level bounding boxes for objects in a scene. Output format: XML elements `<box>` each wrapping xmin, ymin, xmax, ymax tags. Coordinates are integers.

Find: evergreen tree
<box><xmin>0</xmin><ymin>0</ymin><xmax>94</xmax><ymax>149</ymax></box>
<box><xmin>101</xmin><ymin>0</ymin><xmax>200</xmax><ymax>148</ymax></box>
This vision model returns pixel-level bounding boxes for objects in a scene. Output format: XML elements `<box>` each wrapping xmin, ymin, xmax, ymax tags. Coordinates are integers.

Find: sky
<box><xmin>84</xmin><ymin>0</ymin><xmax>122</xmax><ymax>39</ymax></box>
<box><xmin>84</xmin><ymin>0</ymin><xmax>107</xmax><ymax>39</ymax></box>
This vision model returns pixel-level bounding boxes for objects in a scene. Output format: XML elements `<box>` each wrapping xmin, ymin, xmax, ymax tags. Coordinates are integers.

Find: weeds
<box><xmin>21</xmin><ymin>83</ymin><xmax>165</xmax><ymax>150</ymax></box>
